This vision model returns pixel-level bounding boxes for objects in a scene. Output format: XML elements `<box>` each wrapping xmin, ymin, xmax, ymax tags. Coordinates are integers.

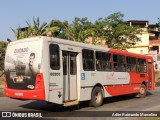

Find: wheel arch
<box><xmin>89</xmin><ymin>83</ymin><xmax>104</xmax><ymax>107</ymax></box>
<box><xmin>92</xmin><ymin>83</ymin><xmax>104</xmax><ymax>97</ymax></box>
<box><xmin>142</xmin><ymin>81</ymin><xmax>147</xmax><ymax>89</ymax></box>
<box><xmin>142</xmin><ymin>81</ymin><xmax>146</xmax><ymax>86</ymax></box>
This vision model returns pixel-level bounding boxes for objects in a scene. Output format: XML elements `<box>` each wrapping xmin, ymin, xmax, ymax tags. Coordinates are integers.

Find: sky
<box><xmin>0</xmin><ymin>0</ymin><xmax>160</xmax><ymax>41</ymax></box>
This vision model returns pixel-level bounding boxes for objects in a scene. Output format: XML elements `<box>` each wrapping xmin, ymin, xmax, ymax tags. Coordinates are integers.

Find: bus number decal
<box><xmin>81</xmin><ymin>73</ymin><xmax>85</xmax><ymax>80</ymax></box>
<box><xmin>50</xmin><ymin>72</ymin><xmax>60</xmax><ymax>76</ymax></box>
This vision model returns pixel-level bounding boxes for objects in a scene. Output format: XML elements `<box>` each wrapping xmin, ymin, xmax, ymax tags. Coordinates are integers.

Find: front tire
<box><xmin>90</xmin><ymin>87</ymin><xmax>103</xmax><ymax>107</ymax></box>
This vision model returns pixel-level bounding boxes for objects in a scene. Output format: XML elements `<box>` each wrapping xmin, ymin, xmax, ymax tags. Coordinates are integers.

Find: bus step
<box><xmin>63</xmin><ymin>100</ymin><xmax>79</xmax><ymax>107</ymax></box>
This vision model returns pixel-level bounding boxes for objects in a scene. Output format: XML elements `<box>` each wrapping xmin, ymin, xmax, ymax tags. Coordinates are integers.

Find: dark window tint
<box><xmin>82</xmin><ymin>49</ymin><xmax>94</xmax><ymax>71</ymax></box>
<box><xmin>113</xmin><ymin>54</ymin><xmax>126</xmax><ymax>72</ymax></box>
<box><xmin>137</xmin><ymin>59</ymin><xmax>146</xmax><ymax>72</ymax></box>
<box><xmin>96</xmin><ymin>51</ymin><xmax>111</xmax><ymax>71</ymax></box>
<box><xmin>62</xmin><ymin>53</ymin><xmax>67</xmax><ymax>75</ymax></box>
<box><xmin>126</xmin><ymin>57</ymin><xmax>137</xmax><ymax>72</ymax></box>
<box><xmin>50</xmin><ymin>44</ymin><xmax>60</xmax><ymax>70</ymax></box>
<box><xmin>70</xmin><ymin>53</ymin><xmax>77</xmax><ymax>75</ymax></box>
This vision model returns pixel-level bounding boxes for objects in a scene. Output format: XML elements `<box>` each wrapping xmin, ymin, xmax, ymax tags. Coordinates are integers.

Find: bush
<box><xmin>0</xmin><ymin>42</ymin><xmax>7</xmax><ymax>71</ymax></box>
<box><xmin>156</xmin><ymin>81</ymin><xmax>160</xmax><ymax>87</ymax></box>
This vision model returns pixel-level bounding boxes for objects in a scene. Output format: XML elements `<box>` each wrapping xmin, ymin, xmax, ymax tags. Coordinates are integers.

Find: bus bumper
<box><xmin>4</xmin><ymin>87</ymin><xmax>45</xmax><ymax>100</ymax></box>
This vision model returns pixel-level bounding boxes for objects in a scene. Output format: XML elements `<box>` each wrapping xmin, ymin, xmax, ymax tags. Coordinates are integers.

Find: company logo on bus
<box><xmin>14</xmin><ymin>47</ymin><xmax>29</xmax><ymax>53</ymax></box>
<box><xmin>27</xmin><ymin>85</ymin><xmax>34</xmax><ymax>89</ymax></box>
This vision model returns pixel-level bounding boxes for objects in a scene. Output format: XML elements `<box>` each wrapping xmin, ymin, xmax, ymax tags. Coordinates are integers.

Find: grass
<box><xmin>146</xmin><ymin>117</ymin><xmax>160</xmax><ymax>120</ymax></box>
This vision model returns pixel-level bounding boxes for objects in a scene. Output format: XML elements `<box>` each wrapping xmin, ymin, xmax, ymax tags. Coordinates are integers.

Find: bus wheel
<box><xmin>138</xmin><ymin>84</ymin><xmax>147</xmax><ymax>98</ymax></box>
<box><xmin>90</xmin><ymin>87</ymin><xmax>103</xmax><ymax>107</ymax></box>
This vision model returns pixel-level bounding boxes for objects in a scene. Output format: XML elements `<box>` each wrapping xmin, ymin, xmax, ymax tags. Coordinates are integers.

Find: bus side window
<box><xmin>96</xmin><ymin>51</ymin><xmax>111</xmax><ymax>71</ymax></box>
<box><xmin>62</xmin><ymin>53</ymin><xmax>67</xmax><ymax>75</ymax></box>
<box><xmin>49</xmin><ymin>44</ymin><xmax>60</xmax><ymax>70</ymax></box>
<box><xmin>137</xmin><ymin>59</ymin><xmax>146</xmax><ymax>72</ymax></box>
<box><xmin>82</xmin><ymin>49</ymin><xmax>95</xmax><ymax>71</ymax></box>
<box><xmin>126</xmin><ymin>56</ymin><xmax>136</xmax><ymax>72</ymax></box>
<box><xmin>113</xmin><ymin>54</ymin><xmax>126</xmax><ymax>72</ymax></box>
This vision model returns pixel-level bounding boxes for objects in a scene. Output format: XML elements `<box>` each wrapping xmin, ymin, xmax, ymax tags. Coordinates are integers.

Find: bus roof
<box><xmin>9</xmin><ymin>36</ymin><xmax>111</xmax><ymax>52</ymax></box>
<box><xmin>7</xmin><ymin>36</ymin><xmax>41</xmax><ymax>46</ymax></box>
<box><xmin>9</xmin><ymin>36</ymin><xmax>152</xmax><ymax>60</ymax></box>
<box><xmin>110</xmin><ymin>49</ymin><xmax>152</xmax><ymax>59</ymax></box>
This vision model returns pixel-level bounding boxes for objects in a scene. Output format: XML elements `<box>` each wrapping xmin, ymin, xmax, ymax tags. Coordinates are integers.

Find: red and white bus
<box><xmin>146</xmin><ymin>54</ymin><xmax>160</xmax><ymax>72</ymax></box>
<box><xmin>4</xmin><ymin>36</ymin><xmax>155</xmax><ymax>107</ymax></box>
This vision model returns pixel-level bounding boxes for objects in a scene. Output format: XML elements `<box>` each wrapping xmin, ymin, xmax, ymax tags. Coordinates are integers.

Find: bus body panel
<box><xmin>147</xmin><ymin>54</ymin><xmax>160</xmax><ymax>72</ymax></box>
<box><xmin>4</xmin><ymin>37</ymin><xmax>46</xmax><ymax>100</ymax></box>
<box><xmin>47</xmin><ymin>38</ymin><xmax>82</xmax><ymax>104</ymax></box>
<box><xmin>104</xmin><ymin>84</ymin><xmax>141</xmax><ymax>96</ymax></box>
<box><xmin>4</xmin><ymin>36</ymin><xmax>155</xmax><ymax>105</ymax></box>
<box><xmin>80</xmin><ymin>72</ymin><xmax>130</xmax><ymax>86</ymax></box>
<box><xmin>48</xmin><ymin>48</ymin><xmax>64</xmax><ymax>104</ymax></box>
<box><xmin>40</xmin><ymin>37</ymin><xmax>51</xmax><ymax>102</ymax></box>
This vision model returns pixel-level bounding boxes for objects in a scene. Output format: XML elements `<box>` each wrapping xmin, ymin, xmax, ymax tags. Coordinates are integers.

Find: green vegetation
<box><xmin>0</xmin><ymin>41</ymin><xmax>7</xmax><ymax>71</ymax></box>
<box><xmin>11</xmin><ymin>12</ymin><xmax>142</xmax><ymax>50</ymax></box>
<box><xmin>94</xmin><ymin>12</ymin><xmax>142</xmax><ymax>49</ymax></box>
<box><xmin>156</xmin><ymin>81</ymin><xmax>160</xmax><ymax>87</ymax></box>
<box><xmin>0</xmin><ymin>74</ymin><xmax>4</xmax><ymax>97</ymax></box>
<box><xmin>0</xmin><ymin>41</ymin><xmax>6</xmax><ymax>97</ymax></box>
<box><xmin>11</xmin><ymin>17</ymin><xmax>59</xmax><ymax>39</ymax></box>
<box><xmin>0</xmin><ymin>89</ymin><xmax>4</xmax><ymax>97</ymax></box>
<box><xmin>146</xmin><ymin>117</ymin><xmax>160</xmax><ymax>120</ymax></box>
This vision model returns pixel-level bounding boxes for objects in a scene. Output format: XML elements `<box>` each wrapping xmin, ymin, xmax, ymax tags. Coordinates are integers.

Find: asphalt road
<box><xmin>0</xmin><ymin>87</ymin><xmax>160</xmax><ymax>119</ymax></box>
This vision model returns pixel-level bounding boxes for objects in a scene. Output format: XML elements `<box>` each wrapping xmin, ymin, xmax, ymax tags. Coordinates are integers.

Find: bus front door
<box><xmin>148</xmin><ymin>62</ymin><xmax>153</xmax><ymax>90</ymax></box>
<box><xmin>63</xmin><ymin>51</ymin><xmax>77</xmax><ymax>102</ymax></box>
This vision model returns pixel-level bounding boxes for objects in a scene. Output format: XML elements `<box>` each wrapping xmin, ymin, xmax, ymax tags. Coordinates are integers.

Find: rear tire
<box><xmin>137</xmin><ymin>84</ymin><xmax>147</xmax><ymax>98</ymax></box>
<box><xmin>90</xmin><ymin>87</ymin><xmax>103</xmax><ymax>107</ymax></box>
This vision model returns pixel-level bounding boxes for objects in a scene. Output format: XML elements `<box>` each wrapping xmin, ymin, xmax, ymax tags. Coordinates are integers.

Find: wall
<box><xmin>127</xmin><ymin>46</ymin><xmax>149</xmax><ymax>55</ymax></box>
<box><xmin>135</xmin><ymin>33</ymin><xmax>149</xmax><ymax>47</ymax></box>
<box><xmin>127</xmin><ymin>33</ymin><xmax>149</xmax><ymax>54</ymax></box>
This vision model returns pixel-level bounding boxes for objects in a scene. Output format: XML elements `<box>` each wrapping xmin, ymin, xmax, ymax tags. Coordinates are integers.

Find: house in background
<box><xmin>126</xmin><ymin>20</ymin><xmax>150</xmax><ymax>55</ymax></box>
<box><xmin>148</xmin><ymin>24</ymin><xmax>160</xmax><ymax>54</ymax></box>
<box><xmin>85</xmin><ymin>20</ymin><xmax>151</xmax><ymax>51</ymax></box>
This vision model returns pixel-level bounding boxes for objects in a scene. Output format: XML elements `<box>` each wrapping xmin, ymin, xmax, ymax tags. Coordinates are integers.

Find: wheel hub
<box><xmin>95</xmin><ymin>91</ymin><xmax>101</xmax><ymax>103</ymax></box>
<box><xmin>140</xmin><ymin>87</ymin><xmax>145</xmax><ymax>95</ymax></box>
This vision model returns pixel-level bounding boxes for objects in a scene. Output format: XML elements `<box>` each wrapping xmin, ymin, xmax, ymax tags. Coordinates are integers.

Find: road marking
<box><xmin>142</xmin><ymin>104</ymin><xmax>160</xmax><ymax>111</ymax></box>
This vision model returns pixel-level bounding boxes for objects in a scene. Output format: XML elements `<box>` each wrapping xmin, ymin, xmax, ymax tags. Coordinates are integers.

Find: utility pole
<box><xmin>158</xmin><ymin>18</ymin><xmax>160</xmax><ymax>31</ymax></box>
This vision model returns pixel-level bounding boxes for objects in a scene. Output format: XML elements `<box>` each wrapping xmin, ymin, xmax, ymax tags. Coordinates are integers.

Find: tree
<box><xmin>11</xmin><ymin>17</ymin><xmax>59</xmax><ymax>40</ymax></box>
<box><xmin>64</xmin><ymin>17</ymin><xmax>93</xmax><ymax>42</ymax></box>
<box><xmin>11</xmin><ymin>13</ymin><xmax>142</xmax><ymax>50</ymax></box>
<box><xmin>63</xmin><ymin>12</ymin><xmax>142</xmax><ymax>48</ymax></box>
<box><xmin>11</xmin><ymin>26</ymin><xmax>29</xmax><ymax>40</ymax></box>
<box><xmin>0</xmin><ymin>41</ymin><xmax>7</xmax><ymax>73</ymax></box>
<box><xmin>29</xmin><ymin>17</ymin><xmax>48</xmax><ymax>36</ymax></box>
<box><xmin>96</xmin><ymin>12</ymin><xmax>142</xmax><ymax>49</ymax></box>
<box><xmin>48</xmin><ymin>19</ymin><xmax>68</xmax><ymax>39</ymax></box>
